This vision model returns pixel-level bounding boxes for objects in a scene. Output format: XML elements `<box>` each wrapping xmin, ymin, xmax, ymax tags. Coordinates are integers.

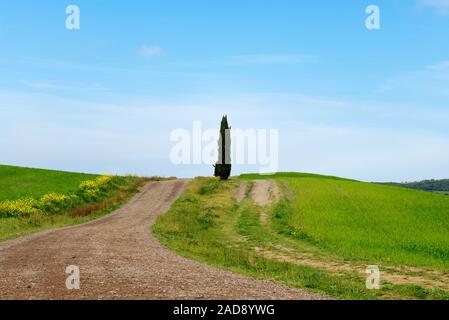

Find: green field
<box><xmin>274</xmin><ymin>176</ymin><xmax>449</xmax><ymax>270</ymax></box>
<box><xmin>154</xmin><ymin>174</ymin><xmax>449</xmax><ymax>300</ymax></box>
<box><xmin>0</xmin><ymin>165</ymin><xmax>145</xmax><ymax>241</ymax></box>
<box><xmin>0</xmin><ymin>165</ymin><xmax>97</xmax><ymax>201</ymax></box>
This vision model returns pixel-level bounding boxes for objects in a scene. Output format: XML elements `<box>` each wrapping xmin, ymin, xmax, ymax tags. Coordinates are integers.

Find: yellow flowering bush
<box><xmin>95</xmin><ymin>175</ymin><xmax>114</xmax><ymax>187</ymax></box>
<box><xmin>0</xmin><ymin>198</ymin><xmax>42</xmax><ymax>218</ymax></box>
<box><xmin>0</xmin><ymin>175</ymin><xmax>118</xmax><ymax>219</ymax></box>
<box><xmin>79</xmin><ymin>180</ymin><xmax>98</xmax><ymax>191</ymax></box>
<box><xmin>37</xmin><ymin>193</ymin><xmax>77</xmax><ymax>213</ymax></box>
<box><xmin>78</xmin><ymin>175</ymin><xmax>114</xmax><ymax>201</ymax></box>
<box><xmin>79</xmin><ymin>175</ymin><xmax>113</xmax><ymax>190</ymax></box>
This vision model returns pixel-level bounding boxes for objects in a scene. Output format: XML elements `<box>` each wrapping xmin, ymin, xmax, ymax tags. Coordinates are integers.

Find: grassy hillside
<box><xmin>154</xmin><ymin>173</ymin><xmax>449</xmax><ymax>300</ymax></box>
<box><xmin>0</xmin><ymin>165</ymin><xmax>97</xmax><ymax>201</ymax></box>
<box><xmin>239</xmin><ymin>172</ymin><xmax>356</xmax><ymax>181</ymax></box>
<box><xmin>0</xmin><ymin>165</ymin><xmax>146</xmax><ymax>241</ymax></box>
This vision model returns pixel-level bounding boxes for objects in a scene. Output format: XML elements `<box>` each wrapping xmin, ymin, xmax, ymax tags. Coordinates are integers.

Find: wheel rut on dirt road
<box><xmin>0</xmin><ymin>180</ymin><xmax>325</xmax><ymax>300</ymax></box>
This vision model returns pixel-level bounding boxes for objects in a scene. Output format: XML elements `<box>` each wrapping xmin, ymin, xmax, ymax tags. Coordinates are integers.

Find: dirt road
<box><xmin>250</xmin><ymin>180</ymin><xmax>280</xmax><ymax>207</ymax></box>
<box><xmin>0</xmin><ymin>180</ymin><xmax>324</xmax><ymax>300</ymax></box>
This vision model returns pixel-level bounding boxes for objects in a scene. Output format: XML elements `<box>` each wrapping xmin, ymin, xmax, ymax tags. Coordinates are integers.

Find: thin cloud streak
<box><xmin>418</xmin><ymin>0</ymin><xmax>449</xmax><ymax>15</ymax></box>
<box><xmin>22</xmin><ymin>81</ymin><xmax>108</xmax><ymax>92</ymax></box>
<box><xmin>138</xmin><ymin>45</ymin><xmax>162</xmax><ymax>59</ymax></box>
<box><xmin>206</xmin><ymin>53</ymin><xmax>317</xmax><ymax>66</ymax></box>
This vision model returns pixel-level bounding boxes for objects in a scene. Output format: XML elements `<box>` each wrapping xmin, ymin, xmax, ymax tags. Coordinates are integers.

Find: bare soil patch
<box><xmin>250</xmin><ymin>180</ymin><xmax>281</xmax><ymax>224</ymax></box>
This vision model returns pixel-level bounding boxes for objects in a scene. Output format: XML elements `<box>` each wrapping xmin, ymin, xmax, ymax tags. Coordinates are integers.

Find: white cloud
<box><xmin>419</xmin><ymin>0</ymin><xmax>449</xmax><ymax>15</ymax></box>
<box><xmin>22</xmin><ymin>81</ymin><xmax>107</xmax><ymax>92</ymax></box>
<box><xmin>199</xmin><ymin>54</ymin><xmax>316</xmax><ymax>67</ymax></box>
<box><xmin>281</xmin><ymin>122</ymin><xmax>449</xmax><ymax>182</ymax></box>
<box><xmin>378</xmin><ymin>60</ymin><xmax>449</xmax><ymax>98</ymax></box>
<box><xmin>138</xmin><ymin>45</ymin><xmax>162</xmax><ymax>59</ymax></box>
<box><xmin>216</xmin><ymin>54</ymin><xmax>313</xmax><ymax>65</ymax></box>
<box><xmin>426</xmin><ymin>60</ymin><xmax>449</xmax><ymax>70</ymax></box>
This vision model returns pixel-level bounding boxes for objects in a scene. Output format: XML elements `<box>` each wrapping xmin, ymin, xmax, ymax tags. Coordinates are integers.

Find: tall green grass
<box><xmin>280</xmin><ymin>177</ymin><xmax>449</xmax><ymax>270</ymax></box>
<box><xmin>239</xmin><ymin>172</ymin><xmax>449</xmax><ymax>270</ymax></box>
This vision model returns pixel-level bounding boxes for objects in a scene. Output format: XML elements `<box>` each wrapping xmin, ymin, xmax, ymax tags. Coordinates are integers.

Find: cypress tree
<box><xmin>214</xmin><ymin>115</ymin><xmax>231</xmax><ymax>180</ymax></box>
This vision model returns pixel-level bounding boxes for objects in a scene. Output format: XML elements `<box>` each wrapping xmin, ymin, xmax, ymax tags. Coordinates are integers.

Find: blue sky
<box><xmin>1</xmin><ymin>0</ymin><xmax>449</xmax><ymax>181</ymax></box>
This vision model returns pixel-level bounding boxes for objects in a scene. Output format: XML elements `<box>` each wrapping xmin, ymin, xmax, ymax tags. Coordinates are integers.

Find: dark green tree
<box><xmin>214</xmin><ymin>115</ymin><xmax>231</xmax><ymax>180</ymax></box>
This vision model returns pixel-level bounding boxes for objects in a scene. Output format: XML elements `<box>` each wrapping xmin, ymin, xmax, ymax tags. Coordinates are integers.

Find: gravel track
<box><xmin>0</xmin><ymin>180</ymin><xmax>325</xmax><ymax>300</ymax></box>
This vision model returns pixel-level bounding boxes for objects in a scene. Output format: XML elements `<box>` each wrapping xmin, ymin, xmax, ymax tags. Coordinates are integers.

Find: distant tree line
<box><xmin>382</xmin><ymin>179</ymin><xmax>449</xmax><ymax>192</ymax></box>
